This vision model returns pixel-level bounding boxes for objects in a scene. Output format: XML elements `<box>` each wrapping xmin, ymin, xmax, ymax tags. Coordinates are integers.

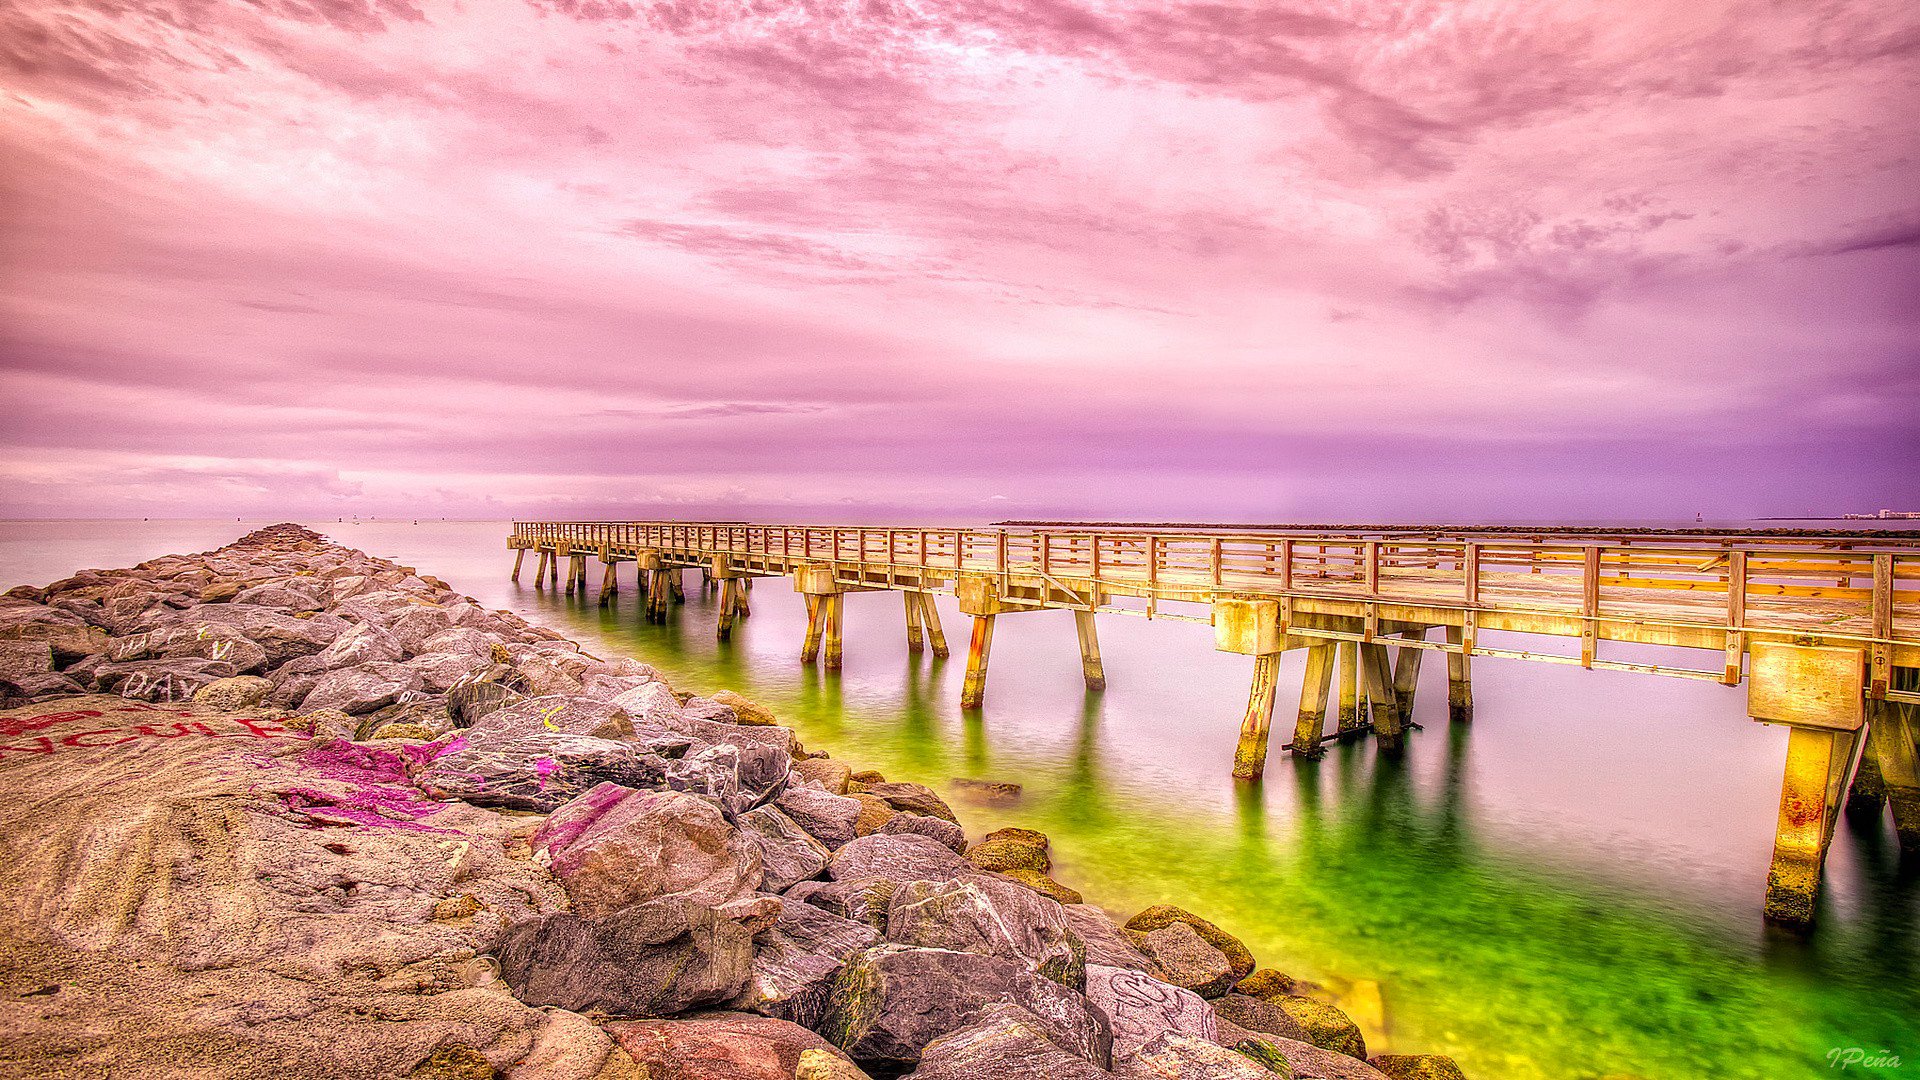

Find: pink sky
<box><xmin>1</xmin><ymin>0</ymin><xmax>1915</xmax><ymax>522</ymax></box>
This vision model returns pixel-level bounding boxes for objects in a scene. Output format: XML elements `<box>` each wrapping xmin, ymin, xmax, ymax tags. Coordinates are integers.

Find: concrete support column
<box><xmin>1362</xmin><ymin>643</ymin><xmax>1404</xmax><ymax>753</ymax></box>
<box><xmin>1445</xmin><ymin>624</ymin><xmax>1474</xmax><ymax>723</ymax></box>
<box><xmin>905</xmin><ymin>591</ymin><xmax>925</xmax><ymax>654</ymax></box>
<box><xmin>823</xmin><ymin>594</ymin><xmax>846</xmax><ymax>671</ymax></box>
<box><xmin>511</xmin><ymin>548</ymin><xmax>525</xmax><ymax>583</ymax></box>
<box><xmin>920</xmin><ymin>594</ymin><xmax>951</xmax><ymax>658</ymax></box>
<box><xmin>1336</xmin><ymin>641</ymin><xmax>1363</xmax><ymax>737</ymax></box>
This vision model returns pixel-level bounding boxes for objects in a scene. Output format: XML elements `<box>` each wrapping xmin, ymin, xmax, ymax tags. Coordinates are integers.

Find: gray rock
<box><xmin>667</xmin><ymin>741</ymin><xmax>790</xmax><ymax>818</ymax></box>
<box><xmin>0</xmin><ymin>640</ymin><xmax>54</xmax><ymax>682</ymax></box>
<box><xmin>829</xmin><ymin>833</ymin><xmax>969</xmax><ymax>886</ymax></box>
<box><xmin>577</xmin><ymin>673</ymin><xmax>652</xmax><ymax>702</ymax></box>
<box><xmin>1212</xmin><ymin>993</ymin><xmax>1309</xmax><ymax>1045</ymax></box>
<box><xmin>777</xmin><ymin>787</ymin><xmax>862</xmax><ymax>850</ymax></box>
<box><xmin>728</xmin><ymin>896</ymin><xmax>880</xmax><ymax>1030</ymax></box>
<box><xmin>387</xmin><ymin>604</ymin><xmax>455</xmax><ymax>653</ymax></box>
<box><xmin>1140</xmin><ymin>922</ymin><xmax>1237</xmax><ymax>998</ymax></box>
<box><xmin>786</xmin><ymin>877</ymin><xmax>899</xmax><ymax>933</ymax></box>
<box><xmin>416</xmin><ymin>732</ymin><xmax>673</xmax><ymax>813</ymax></box>
<box><xmin>495</xmin><ymin>897</ymin><xmax>757</xmax><ymax>1019</ymax></box>
<box><xmin>611</xmin><ymin>681</ymin><xmax>683</xmax><ymax>727</ymax></box>
<box><xmin>1066</xmin><ymin>905</ymin><xmax>1159</xmax><ymax>975</ymax></box>
<box><xmin>740</xmin><ymin>805</ymin><xmax>832</xmax><ymax>892</ymax></box>
<box><xmin>470</xmin><ymin>694</ymin><xmax>634</xmax><ymax>741</ymax></box>
<box><xmin>1086</xmin><ymin>964</ymin><xmax>1220</xmax><ymax>1059</ymax></box>
<box><xmin>886</xmin><ymin>874</ymin><xmax>1084</xmax><ymax>987</ymax></box>
<box><xmin>819</xmin><ymin>945</ymin><xmax>1112</xmax><ymax>1072</ymax></box>
<box><xmin>1118</xmin><ymin>1031</ymin><xmax>1278</xmax><ymax>1079</ymax></box>
<box><xmin>908</xmin><ymin>1003</ymin><xmax>1111</xmax><ymax>1080</ymax></box>
<box><xmin>535</xmin><ymin>784</ymin><xmax>763</xmax><ymax>918</ymax></box>
<box><xmin>880</xmin><ymin>813</ymin><xmax>967</xmax><ymax>854</ymax></box>
<box><xmin>312</xmin><ymin>620</ymin><xmax>405</xmax><ymax>670</ymax></box>
<box><xmin>231</xmin><ymin>583</ymin><xmax>323</xmax><ymax>611</ymax></box>
<box><xmin>107</xmin><ymin>624</ymin><xmax>269</xmax><ymax>675</ymax></box>
<box><xmin>92</xmin><ymin>657</ymin><xmax>235</xmax><ymax>702</ymax></box>
<box><xmin>404</xmin><ymin>651</ymin><xmax>487</xmax><ymax>693</ymax></box>
<box><xmin>1262</xmin><ymin>1036</ymin><xmax>1389</xmax><ymax>1079</ymax></box>
<box><xmin>418</xmin><ymin>625</ymin><xmax>497</xmax><ymax>658</ymax></box>
<box><xmin>165</xmin><ymin>606</ymin><xmax>344</xmax><ymax>665</ymax></box>
<box><xmin>299</xmin><ymin>662</ymin><xmax>424</xmax><ymax>715</ymax></box>
<box><xmin>446</xmin><ymin>678</ymin><xmax>525</xmax><ymax>727</ymax></box>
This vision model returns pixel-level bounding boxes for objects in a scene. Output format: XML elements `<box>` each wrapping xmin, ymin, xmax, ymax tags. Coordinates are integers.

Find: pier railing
<box><xmin>507</xmin><ymin>518</ymin><xmax>1920</xmax><ymax>926</ymax></box>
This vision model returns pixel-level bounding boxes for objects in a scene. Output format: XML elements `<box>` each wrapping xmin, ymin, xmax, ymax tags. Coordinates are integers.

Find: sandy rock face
<box><xmin>0</xmin><ymin>695</ymin><xmax>594</xmax><ymax>1080</ymax></box>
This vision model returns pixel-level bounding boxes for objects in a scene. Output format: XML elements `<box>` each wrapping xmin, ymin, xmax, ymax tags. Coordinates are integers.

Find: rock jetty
<box><xmin>0</xmin><ymin>524</ymin><xmax>1469</xmax><ymax>1080</ymax></box>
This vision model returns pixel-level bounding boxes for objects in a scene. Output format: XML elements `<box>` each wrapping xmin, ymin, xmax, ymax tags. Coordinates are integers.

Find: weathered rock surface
<box><xmin>1369</xmin><ymin>1055</ymin><xmax>1467</xmax><ymax>1080</ymax></box>
<box><xmin>192</xmin><ymin>674</ymin><xmax>274</xmax><ymax>710</ymax></box>
<box><xmin>727</xmin><ymin>897</ymin><xmax>881</xmax><ymax>1029</ymax></box>
<box><xmin>534</xmin><ymin>784</ymin><xmax>763</xmax><ymax>918</ymax></box>
<box><xmin>885</xmin><ymin>874</ymin><xmax>1084</xmax><ymax>986</ymax></box>
<box><xmin>1138</xmin><ymin>921</ymin><xmax>1238</xmax><ymax>998</ymax></box>
<box><xmin>1127</xmin><ymin>904</ymin><xmax>1257</xmax><ymax>980</ymax></box>
<box><xmin>828</xmin><ymin>833</ymin><xmax>969</xmax><ymax>885</ymax></box>
<box><xmin>1066</xmin><ymin>904</ymin><xmax>1159</xmax><ymax>974</ymax></box>
<box><xmin>905</xmin><ymin>1003</ymin><xmax>1111</xmax><ymax>1080</ymax></box>
<box><xmin>740</xmin><ymin>804</ymin><xmax>833</xmax><ymax>892</ymax></box>
<box><xmin>471</xmin><ymin>694</ymin><xmax>635</xmax><ymax>741</ymax></box>
<box><xmin>881</xmin><ymin>812</ymin><xmax>967</xmax><ymax>854</ymax></box>
<box><xmin>1119</xmin><ymin>1031</ymin><xmax>1281</xmax><ymax>1079</ymax></box>
<box><xmin>495</xmin><ymin>898</ymin><xmax>759</xmax><ymax>1018</ymax></box>
<box><xmin>1086</xmin><ymin>963</ymin><xmax>1220</xmax><ymax>1059</ymax></box>
<box><xmin>863</xmin><ymin>781</ymin><xmax>959</xmax><ymax>823</ymax></box>
<box><xmin>606</xmin><ymin>1012</ymin><xmax>867</xmax><ymax>1080</ymax></box>
<box><xmin>786</xmin><ymin>876</ymin><xmax>900</xmax><ymax>933</ymax></box>
<box><xmin>819</xmin><ymin>945</ymin><xmax>1113</xmax><ymax>1072</ymax></box>
<box><xmin>778</xmin><ymin>786</ymin><xmax>863</xmax><ymax>849</ymax></box>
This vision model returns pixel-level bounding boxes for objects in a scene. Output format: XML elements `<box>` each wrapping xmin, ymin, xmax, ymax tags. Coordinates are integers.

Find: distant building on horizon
<box><xmin>1842</xmin><ymin>509</ymin><xmax>1920</xmax><ymax>520</ymax></box>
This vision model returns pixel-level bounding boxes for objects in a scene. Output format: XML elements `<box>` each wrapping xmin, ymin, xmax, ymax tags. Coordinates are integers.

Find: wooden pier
<box><xmin>509</xmin><ymin>519</ymin><xmax>1920</xmax><ymax>926</ymax></box>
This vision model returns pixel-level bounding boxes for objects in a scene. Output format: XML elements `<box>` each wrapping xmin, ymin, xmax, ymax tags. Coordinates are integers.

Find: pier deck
<box><xmin>509</xmin><ymin>519</ymin><xmax>1920</xmax><ymax>926</ymax></box>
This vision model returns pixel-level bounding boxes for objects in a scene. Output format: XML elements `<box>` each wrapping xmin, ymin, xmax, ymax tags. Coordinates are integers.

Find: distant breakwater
<box><xmin>0</xmin><ymin>524</ymin><xmax>1469</xmax><ymax>1080</ymax></box>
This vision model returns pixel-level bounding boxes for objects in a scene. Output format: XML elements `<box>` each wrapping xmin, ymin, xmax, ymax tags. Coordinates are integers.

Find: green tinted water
<box><xmin>3</xmin><ymin>520</ymin><xmax>1914</xmax><ymax>1079</ymax></box>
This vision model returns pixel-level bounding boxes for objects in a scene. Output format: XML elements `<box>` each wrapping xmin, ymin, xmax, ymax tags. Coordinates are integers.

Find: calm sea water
<box><xmin>3</xmin><ymin>519</ymin><xmax>1915</xmax><ymax>1079</ymax></box>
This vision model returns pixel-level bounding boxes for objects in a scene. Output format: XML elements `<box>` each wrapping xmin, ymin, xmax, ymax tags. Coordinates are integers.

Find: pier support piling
<box><xmin>1362</xmin><ymin>643</ymin><xmax>1404</xmax><ymax>752</ymax></box>
<box><xmin>511</xmin><ymin>548</ymin><xmax>525</xmax><ymax>583</ymax></box>
<box><xmin>1074</xmin><ymin>610</ymin><xmax>1106</xmax><ymax>691</ymax></box>
<box><xmin>1393</xmin><ymin>629</ymin><xmax>1426</xmax><ymax>722</ymax></box>
<box><xmin>905</xmin><ymin>591</ymin><xmax>925</xmax><ymax>654</ymax></box>
<box><xmin>598</xmin><ymin>561</ymin><xmax>617</xmax><ymax>607</ymax></box>
<box><xmin>717</xmin><ymin>579</ymin><xmax>739</xmax><ymax>641</ymax></box>
<box><xmin>1863</xmin><ymin>673</ymin><xmax>1920</xmax><ymax>850</ymax></box>
<box><xmin>532</xmin><ymin>550</ymin><xmax>550</xmax><ymax>589</ymax></box>
<box><xmin>920</xmin><ymin>594</ymin><xmax>950</xmax><ymax>658</ymax></box>
<box><xmin>1750</xmin><ymin>643</ymin><xmax>1869</xmax><ymax>926</ymax></box>
<box><xmin>823</xmin><ymin>594</ymin><xmax>846</xmax><ymax>671</ymax></box>
<box><xmin>1336</xmin><ymin>641</ymin><xmax>1365</xmax><ymax>740</ymax></box>
<box><xmin>1232</xmin><ymin>651</ymin><xmax>1282</xmax><ymax>779</ymax></box>
<box><xmin>801</xmin><ymin>596</ymin><xmax>824</xmax><ymax>663</ymax></box>
<box><xmin>961</xmin><ymin>615</ymin><xmax>996</xmax><ymax>709</ymax></box>
<box><xmin>1445</xmin><ymin>624</ymin><xmax>1474</xmax><ymax>723</ymax></box>
<box><xmin>1290</xmin><ymin>644</ymin><xmax>1335</xmax><ymax>757</ymax></box>
<box><xmin>548</xmin><ymin>547</ymin><xmax>562</xmax><ymax>589</ymax></box>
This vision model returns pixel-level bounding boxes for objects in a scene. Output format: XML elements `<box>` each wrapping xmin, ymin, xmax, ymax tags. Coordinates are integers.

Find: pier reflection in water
<box><xmin>2</xmin><ymin>519</ymin><xmax>1915</xmax><ymax>1080</ymax></box>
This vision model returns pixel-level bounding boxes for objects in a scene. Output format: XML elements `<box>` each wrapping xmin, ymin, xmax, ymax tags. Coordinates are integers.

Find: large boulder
<box><xmin>739</xmin><ymin>805</ymin><xmax>831</xmax><ymax>892</ymax></box>
<box><xmin>727</xmin><ymin>897</ymin><xmax>880</xmax><ymax>1030</ymax></box>
<box><xmin>667</xmin><ymin>741</ymin><xmax>790</xmax><ymax>818</ymax></box>
<box><xmin>1264</xmin><ymin>997</ymin><xmax>1366</xmax><ymax>1059</ymax></box>
<box><xmin>1065</xmin><ymin>905</ymin><xmax>1158</xmax><ymax>975</ymax></box>
<box><xmin>611</xmin><ymin>681</ymin><xmax>683</xmax><ymax>727</ymax></box>
<box><xmin>192</xmin><ymin>675</ymin><xmax>273</xmax><ymax>711</ymax></box>
<box><xmin>1138</xmin><ymin>922</ymin><xmax>1236</xmax><ymax>998</ymax></box>
<box><xmin>1263</xmin><ymin>1037</ymin><xmax>1390</xmax><ymax>1080</ymax></box>
<box><xmin>405</xmin><ymin>651</ymin><xmax>489</xmax><ymax>694</ymax></box>
<box><xmin>785</xmin><ymin>877</ymin><xmax>899</xmax><ymax>933</ymax></box>
<box><xmin>880</xmin><ymin>813</ymin><xmax>966</xmax><ymax>854</ymax></box>
<box><xmin>300</xmin><ymin>662</ymin><xmax>425</xmax><ymax>715</ymax></box>
<box><xmin>388</xmin><ymin>605</ymin><xmax>456</xmax><ymax>653</ymax></box>
<box><xmin>906</xmin><ymin>1003</ymin><xmax>1110</xmax><ymax>1080</ymax></box>
<box><xmin>312</xmin><ymin>621</ymin><xmax>406</xmax><ymax>670</ymax></box>
<box><xmin>91</xmin><ymin>657</ymin><xmax>235</xmax><ymax>702</ymax></box>
<box><xmin>0</xmin><ymin>640</ymin><xmax>56</xmax><ymax>683</ymax></box>
<box><xmin>819</xmin><ymin>945</ymin><xmax>1112</xmax><ymax>1073</ymax></box>
<box><xmin>419</xmin><ymin>625</ymin><xmax>498</xmax><ymax>659</ymax></box>
<box><xmin>534</xmin><ymin>784</ymin><xmax>762</xmax><ymax>918</ymax></box>
<box><xmin>776</xmin><ymin>787</ymin><xmax>862</xmax><ymax>849</ymax></box>
<box><xmin>495</xmin><ymin>897</ymin><xmax>757</xmax><ymax>1018</ymax></box>
<box><xmin>1118</xmin><ymin>1031</ymin><xmax>1278</xmax><ymax>1079</ymax></box>
<box><xmin>1126</xmin><ymin>905</ymin><xmax>1256</xmax><ymax>980</ymax></box>
<box><xmin>170</xmin><ymin>606</ymin><xmax>346</xmax><ymax>665</ymax></box>
<box><xmin>414</xmin><ymin>732</ymin><xmax>674</xmax><ymax>813</ymax></box>
<box><xmin>1213</xmin><ymin>993</ymin><xmax>1310</xmax><ymax>1044</ymax></box>
<box><xmin>446</xmin><ymin>679</ymin><xmax>526</xmax><ymax>728</ymax></box>
<box><xmin>792</xmin><ymin>757</ymin><xmax>853</xmax><ymax>794</ymax></box>
<box><xmin>885</xmin><ymin>874</ymin><xmax>1083</xmax><ymax>987</ymax></box>
<box><xmin>1085</xmin><ymin>964</ymin><xmax>1219</xmax><ymax>1059</ymax></box>
<box><xmin>606</xmin><ymin>1012</ymin><xmax>867</xmax><ymax>1080</ymax></box>
<box><xmin>828</xmin><ymin>834</ymin><xmax>968</xmax><ymax>886</ymax></box>
<box><xmin>470</xmin><ymin>694</ymin><xmax>634</xmax><ymax>741</ymax></box>
<box><xmin>966</xmin><ymin>830</ymin><xmax>1051</xmax><ymax>874</ymax></box>
<box><xmin>106</xmin><ymin>623</ymin><xmax>269</xmax><ymax>675</ymax></box>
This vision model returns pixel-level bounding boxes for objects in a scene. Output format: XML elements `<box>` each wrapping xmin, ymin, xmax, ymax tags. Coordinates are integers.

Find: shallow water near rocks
<box><xmin>4</xmin><ymin>519</ymin><xmax>1917</xmax><ymax>1080</ymax></box>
